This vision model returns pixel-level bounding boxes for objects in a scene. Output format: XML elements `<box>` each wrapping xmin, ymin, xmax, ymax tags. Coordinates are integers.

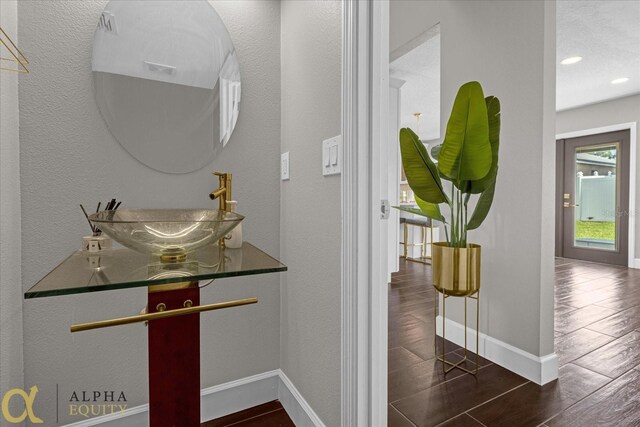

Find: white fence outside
<box><xmin>576</xmin><ymin>174</ymin><xmax>616</xmax><ymax>222</ymax></box>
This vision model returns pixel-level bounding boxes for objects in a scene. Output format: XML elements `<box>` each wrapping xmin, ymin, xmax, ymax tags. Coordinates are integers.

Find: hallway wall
<box><xmin>280</xmin><ymin>1</ymin><xmax>343</xmax><ymax>425</ymax></box>
<box><xmin>390</xmin><ymin>0</ymin><xmax>557</xmax><ymax>368</ymax></box>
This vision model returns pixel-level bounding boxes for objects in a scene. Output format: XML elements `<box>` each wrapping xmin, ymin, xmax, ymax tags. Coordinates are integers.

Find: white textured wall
<box><xmin>0</xmin><ymin>0</ymin><xmax>25</xmax><ymax>409</ymax></box>
<box><xmin>280</xmin><ymin>1</ymin><xmax>342</xmax><ymax>425</ymax></box>
<box><xmin>557</xmin><ymin>94</ymin><xmax>640</xmax><ymax>256</ymax></box>
<box><xmin>390</xmin><ymin>1</ymin><xmax>557</xmax><ymax>358</ymax></box>
<box><xmin>18</xmin><ymin>1</ymin><xmax>281</xmax><ymax>424</ymax></box>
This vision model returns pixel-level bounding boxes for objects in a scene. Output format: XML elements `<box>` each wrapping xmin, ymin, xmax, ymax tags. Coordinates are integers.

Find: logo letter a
<box><xmin>1</xmin><ymin>386</ymin><xmax>44</xmax><ymax>424</ymax></box>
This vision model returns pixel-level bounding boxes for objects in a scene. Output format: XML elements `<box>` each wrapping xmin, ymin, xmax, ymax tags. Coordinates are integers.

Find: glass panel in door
<box><xmin>573</xmin><ymin>143</ymin><xmax>619</xmax><ymax>251</ymax></box>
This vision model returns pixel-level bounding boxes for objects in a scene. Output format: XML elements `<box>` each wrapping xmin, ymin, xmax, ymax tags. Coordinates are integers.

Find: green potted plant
<box><xmin>396</xmin><ymin>81</ymin><xmax>500</xmax><ymax>296</ymax></box>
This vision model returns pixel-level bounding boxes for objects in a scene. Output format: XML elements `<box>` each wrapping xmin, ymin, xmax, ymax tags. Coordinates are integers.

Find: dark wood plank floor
<box><xmin>389</xmin><ymin>257</ymin><xmax>640</xmax><ymax>427</ymax></box>
<box><xmin>202</xmin><ymin>400</ymin><xmax>294</xmax><ymax>427</ymax></box>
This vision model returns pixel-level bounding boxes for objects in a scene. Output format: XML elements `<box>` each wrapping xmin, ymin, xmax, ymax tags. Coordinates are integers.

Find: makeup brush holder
<box><xmin>82</xmin><ymin>234</ymin><xmax>112</xmax><ymax>252</ymax></box>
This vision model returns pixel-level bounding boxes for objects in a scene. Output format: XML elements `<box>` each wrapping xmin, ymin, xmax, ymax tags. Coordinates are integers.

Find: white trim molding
<box><xmin>436</xmin><ymin>316</ymin><xmax>559</xmax><ymax>385</ymax></box>
<box><xmin>342</xmin><ymin>1</ymin><xmax>390</xmax><ymax>426</ymax></box>
<box><xmin>61</xmin><ymin>370</ymin><xmax>324</xmax><ymax>427</ymax></box>
<box><xmin>341</xmin><ymin>0</ymin><xmax>363</xmax><ymax>424</ymax></box>
<box><xmin>370</xmin><ymin>2</ymin><xmax>390</xmax><ymax>427</ymax></box>
<box><xmin>556</xmin><ymin>122</ymin><xmax>638</xmax><ymax>268</ymax></box>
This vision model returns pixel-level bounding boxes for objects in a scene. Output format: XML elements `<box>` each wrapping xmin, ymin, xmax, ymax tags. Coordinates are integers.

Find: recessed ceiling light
<box><xmin>611</xmin><ymin>77</ymin><xmax>630</xmax><ymax>85</ymax></box>
<box><xmin>561</xmin><ymin>56</ymin><xmax>583</xmax><ymax>65</ymax></box>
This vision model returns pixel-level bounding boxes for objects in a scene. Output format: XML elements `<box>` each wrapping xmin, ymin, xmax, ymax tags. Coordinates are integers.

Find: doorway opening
<box><xmin>388</xmin><ymin>23</ymin><xmax>441</xmax><ymax>279</ymax></box>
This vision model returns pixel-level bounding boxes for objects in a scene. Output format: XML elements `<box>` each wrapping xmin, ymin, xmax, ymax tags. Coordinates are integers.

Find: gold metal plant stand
<box><xmin>432</xmin><ymin>242</ymin><xmax>481</xmax><ymax>375</ymax></box>
<box><xmin>434</xmin><ymin>289</ymin><xmax>480</xmax><ymax>375</ymax></box>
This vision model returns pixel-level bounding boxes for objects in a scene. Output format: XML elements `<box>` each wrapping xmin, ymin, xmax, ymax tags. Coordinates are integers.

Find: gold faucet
<box><xmin>209</xmin><ymin>171</ymin><xmax>232</xmax><ymax>211</ymax></box>
<box><xmin>210</xmin><ymin>172</ymin><xmax>232</xmax><ymax>248</ymax></box>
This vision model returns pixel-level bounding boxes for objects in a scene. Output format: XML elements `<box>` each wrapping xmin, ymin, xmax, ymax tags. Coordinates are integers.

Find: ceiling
<box><xmin>390</xmin><ymin>1</ymin><xmax>640</xmax><ymax>137</ymax></box>
<box><xmin>557</xmin><ymin>0</ymin><xmax>640</xmax><ymax>111</ymax></box>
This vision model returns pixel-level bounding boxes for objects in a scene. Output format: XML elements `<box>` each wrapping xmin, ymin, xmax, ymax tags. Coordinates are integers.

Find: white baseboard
<box><xmin>62</xmin><ymin>370</ymin><xmax>324</xmax><ymax>427</ymax></box>
<box><xmin>632</xmin><ymin>258</ymin><xmax>640</xmax><ymax>269</ymax></box>
<box><xmin>200</xmin><ymin>370</ymin><xmax>280</xmax><ymax>422</ymax></box>
<box><xmin>435</xmin><ymin>315</ymin><xmax>558</xmax><ymax>385</ymax></box>
<box><xmin>278</xmin><ymin>371</ymin><xmax>326</xmax><ymax>427</ymax></box>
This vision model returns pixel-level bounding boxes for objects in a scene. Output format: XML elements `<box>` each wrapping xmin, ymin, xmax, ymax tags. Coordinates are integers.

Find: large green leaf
<box><xmin>466</xmin><ymin>169</ymin><xmax>497</xmax><ymax>230</ymax></box>
<box><xmin>469</xmin><ymin>96</ymin><xmax>501</xmax><ymax>194</ymax></box>
<box><xmin>439</xmin><ymin>81</ymin><xmax>492</xmax><ymax>183</ymax></box>
<box><xmin>392</xmin><ymin>206</ymin><xmax>425</xmax><ymax>216</ymax></box>
<box><xmin>415</xmin><ymin>196</ymin><xmax>446</xmax><ymax>222</ymax></box>
<box><xmin>399</xmin><ymin>128</ymin><xmax>448</xmax><ymax>204</ymax></box>
<box><xmin>393</xmin><ymin>202</ymin><xmax>445</xmax><ymax>224</ymax></box>
<box><xmin>430</xmin><ymin>144</ymin><xmax>442</xmax><ymax>161</ymax></box>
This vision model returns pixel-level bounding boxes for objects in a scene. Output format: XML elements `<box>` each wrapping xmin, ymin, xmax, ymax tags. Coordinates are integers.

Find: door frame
<box><xmin>556</xmin><ymin>122</ymin><xmax>637</xmax><ymax>268</ymax></box>
<box><xmin>388</xmin><ymin>78</ymin><xmax>406</xmax><ymax>282</ymax></box>
<box><xmin>341</xmin><ymin>1</ymin><xmax>389</xmax><ymax>425</ymax></box>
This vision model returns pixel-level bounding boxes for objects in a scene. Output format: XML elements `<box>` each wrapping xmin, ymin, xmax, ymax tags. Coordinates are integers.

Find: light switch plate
<box><xmin>322</xmin><ymin>135</ymin><xmax>341</xmax><ymax>176</ymax></box>
<box><xmin>98</xmin><ymin>11</ymin><xmax>118</xmax><ymax>34</ymax></box>
<box><xmin>281</xmin><ymin>152</ymin><xmax>290</xmax><ymax>180</ymax></box>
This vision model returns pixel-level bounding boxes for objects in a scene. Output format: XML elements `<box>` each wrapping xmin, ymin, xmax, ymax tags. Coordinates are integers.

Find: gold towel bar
<box><xmin>70</xmin><ymin>297</ymin><xmax>258</xmax><ymax>333</ymax></box>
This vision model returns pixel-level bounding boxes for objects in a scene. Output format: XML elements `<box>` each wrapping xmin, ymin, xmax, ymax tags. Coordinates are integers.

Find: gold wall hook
<box><xmin>0</xmin><ymin>26</ymin><xmax>29</xmax><ymax>74</ymax></box>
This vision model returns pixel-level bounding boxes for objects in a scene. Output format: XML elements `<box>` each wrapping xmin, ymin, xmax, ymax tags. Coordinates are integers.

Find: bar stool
<box><xmin>399</xmin><ymin>216</ymin><xmax>433</xmax><ymax>264</ymax></box>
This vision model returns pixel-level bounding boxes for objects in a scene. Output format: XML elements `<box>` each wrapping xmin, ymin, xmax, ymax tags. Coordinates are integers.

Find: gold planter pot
<box><xmin>432</xmin><ymin>242</ymin><xmax>481</xmax><ymax>375</ymax></box>
<box><xmin>432</xmin><ymin>242</ymin><xmax>481</xmax><ymax>297</ymax></box>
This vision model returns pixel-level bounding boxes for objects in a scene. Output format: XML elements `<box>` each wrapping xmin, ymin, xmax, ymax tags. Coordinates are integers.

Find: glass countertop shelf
<box><xmin>25</xmin><ymin>242</ymin><xmax>286</xmax><ymax>299</ymax></box>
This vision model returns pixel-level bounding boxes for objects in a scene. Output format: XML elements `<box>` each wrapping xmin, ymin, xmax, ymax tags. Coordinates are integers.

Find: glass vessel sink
<box><xmin>89</xmin><ymin>209</ymin><xmax>243</xmax><ymax>257</ymax></box>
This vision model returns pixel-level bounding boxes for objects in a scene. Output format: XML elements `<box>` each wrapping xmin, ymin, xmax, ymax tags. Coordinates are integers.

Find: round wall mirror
<box><xmin>92</xmin><ymin>0</ymin><xmax>241</xmax><ymax>174</ymax></box>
